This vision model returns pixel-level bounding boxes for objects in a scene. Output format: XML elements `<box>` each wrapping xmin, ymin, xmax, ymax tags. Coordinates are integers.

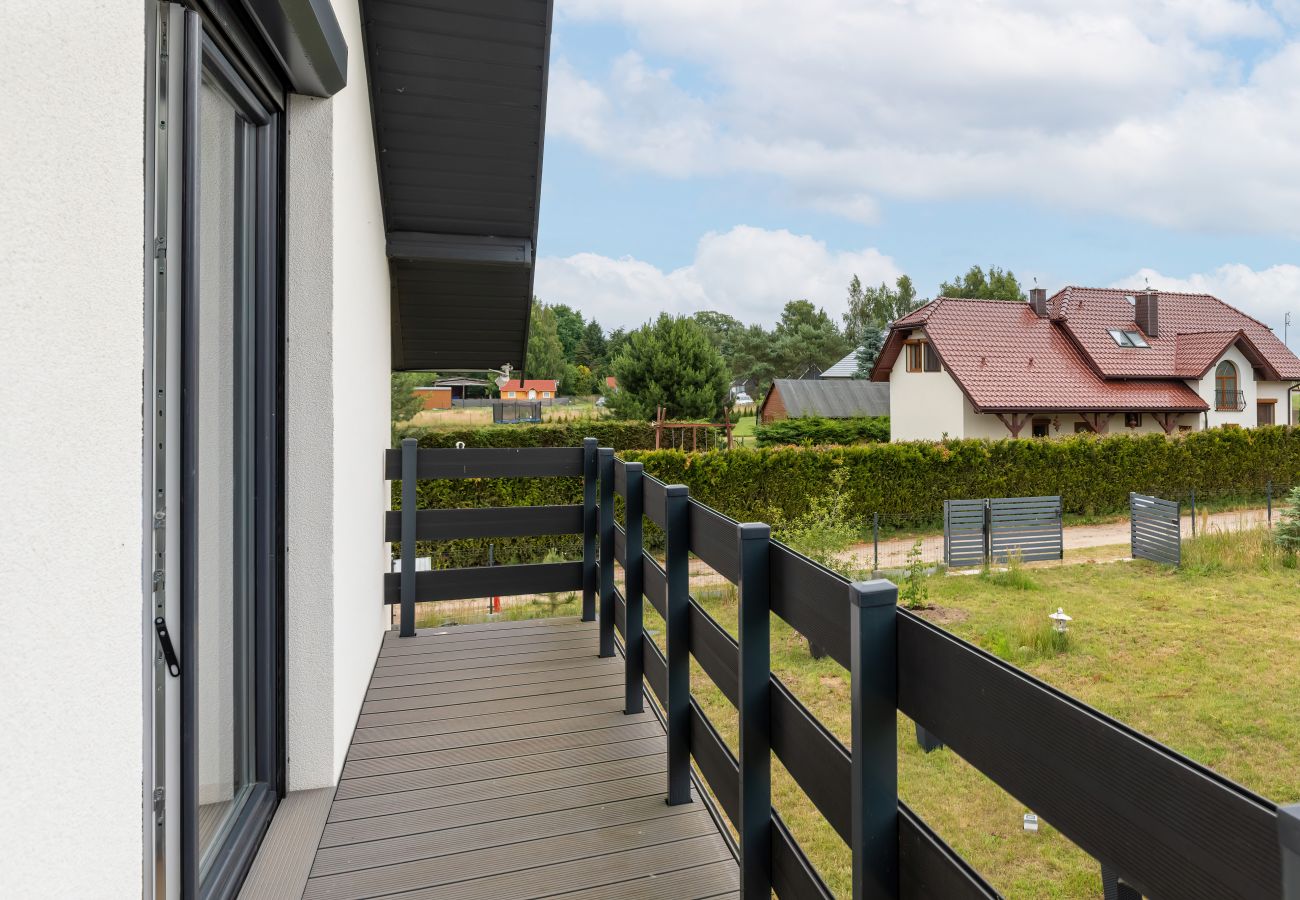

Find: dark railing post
<box><xmin>582</xmin><ymin>437</ymin><xmax>597</xmax><ymax>622</ymax></box>
<box><xmin>1280</xmin><ymin>803</ymin><xmax>1300</xmax><ymax>900</ymax></box>
<box><xmin>849</xmin><ymin>579</ymin><xmax>898</xmax><ymax>898</ymax></box>
<box><xmin>598</xmin><ymin>447</ymin><xmax>616</xmax><ymax>658</ymax></box>
<box><xmin>623</xmin><ymin>462</ymin><xmax>645</xmax><ymax>714</ymax></box>
<box><xmin>915</xmin><ymin>723</ymin><xmax>943</xmax><ymax>753</ymax></box>
<box><xmin>1268</xmin><ymin>479</ymin><xmax>1274</xmax><ymax>525</ymax></box>
<box><xmin>1190</xmin><ymin>488</ymin><xmax>1196</xmax><ymax>537</ymax></box>
<box><xmin>664</xmin><ymin>484</ymin><xmax>692</xmax><ymax>805</ymax></box>
<box><xmin>737</xmin><ymin>522</ymin><xmax>772</xmax><ymax>900</ymax></box>
<box><xmin>872</xmin><ymin>512</ymin><xmax>879</xmax><ymax>575</ymax></box>
<box><xmin>1101</xmin><ymin>864</ymin><xmax>1142</xmax><ymax>900</ymax></box>
<box><xmin>399</xmin><ymin>437</ymin><xmax>417</xmax><ymax>637</ymax></box>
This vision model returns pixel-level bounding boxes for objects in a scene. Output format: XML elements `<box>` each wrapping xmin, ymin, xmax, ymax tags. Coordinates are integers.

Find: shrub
<box><xmin>774</xmin><ymin>470</ymin><xmax>859</xmax><ymax>577</ymax></box>
<box><xmin>396</xmin><ymin>419</ymin><xmax>656</xmax><ymax>451</ymax></box>
<box><xmin>1274</xmin><ymin>486</ymin><xmax>1300</xmax><ymax>554</ymax></box>
<box><xmin>755</xmin><ymin>416</ymin><xmax>890</xmax><ymax>447</ymax></box>
<box><xmin>899</xmin><ymin>540</ymin><xmax>929</xmax><ymax>610</ymax></box>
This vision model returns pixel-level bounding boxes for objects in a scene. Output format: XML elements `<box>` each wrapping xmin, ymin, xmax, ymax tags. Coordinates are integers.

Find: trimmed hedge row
<box><xmin>396</xmin><ymin>420</ymin><xmax>656</xmax><ymax>451</ymax></box>
<box><xmin>755</xmin><ymin>416</ymin><xmax>889</xmax><ymax>447</ymax></box>
<box><xmin>395</xmin><ymin>427</ymin><xmax>1300</xmax><ymax>566</ymax></box>
<box><xmin>624</xmin><ymin>427</ymin><xmax>1300</xmax><ymax>527</ymax></box>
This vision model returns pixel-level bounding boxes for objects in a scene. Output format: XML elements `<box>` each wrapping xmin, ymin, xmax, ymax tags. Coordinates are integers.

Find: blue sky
<box><xmin>534</xmin><ymin>1</ymin><xmax>1300</xmax><ymax>343</ymax></box>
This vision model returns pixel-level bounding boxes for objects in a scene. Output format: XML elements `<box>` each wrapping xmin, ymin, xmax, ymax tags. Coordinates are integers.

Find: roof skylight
<box><xmin>1108</xmin><ymin>329</ymin><xmax>1149</xmax><ymax>348</ymax></box>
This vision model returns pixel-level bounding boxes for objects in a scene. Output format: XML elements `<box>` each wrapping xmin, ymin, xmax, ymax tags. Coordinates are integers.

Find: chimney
<box><xmin>1029</xmin><ymin>287</ymin><xmax>1048</xmax><ymax>317</ymax></box>
<box><xmin>1135</xmin><ymin>289</ymin><xmax>1158</xmax><ymax>338</ymax></box>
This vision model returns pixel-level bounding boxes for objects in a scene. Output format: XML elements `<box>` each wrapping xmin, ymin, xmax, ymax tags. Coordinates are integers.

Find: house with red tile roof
<box><xmin>871</xmin><ymin>287</ymin><xmax>1300</xmax><ymax>440</ymax></box>
<box><xmin>500</xmin><ymin>379</ymin><xmax>558</xmax><ymax>400</ymax></box>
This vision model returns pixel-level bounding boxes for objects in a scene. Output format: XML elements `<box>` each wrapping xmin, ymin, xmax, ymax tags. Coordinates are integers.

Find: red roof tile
<box><xmin>874</xmin><ymin>298</ymin><xmax>1207</xmax><ymax>412</ymax></box>
<box><xmin>501</xmin><ymin>379</ymin><xmax>557</xmax><ymax>392</ymax></box>
<box><xmin>1051</xmin><ymin>287</ymin><xmax>1300</xmax><ymax>380</ymax></box>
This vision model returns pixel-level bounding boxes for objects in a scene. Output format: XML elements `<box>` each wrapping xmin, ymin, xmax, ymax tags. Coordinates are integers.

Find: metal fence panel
<box><xmin>944</xmin><ymin>499</ymin><xmax>987</xmax><ymax>568</ymax></box>
<box><xmin>1131</xmin><ymin>493</ymin><xmax>1180</xmax><ymax>565</ymax></box>
<box><xmin>989</xmin><ymin>495</ymin><xmax>1063</xmax><ymax>563</ymax></box>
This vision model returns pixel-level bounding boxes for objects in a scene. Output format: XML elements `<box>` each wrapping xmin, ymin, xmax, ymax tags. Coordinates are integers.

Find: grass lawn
<box><xmin>732</xmin><ymin>414</ymin><xmax>757</xmax><ymax>446</ymax></box>
<box><xmin>648</xmin><ymin>527</ymin><xmax>1299</xmax><ymax>898</ymax></box>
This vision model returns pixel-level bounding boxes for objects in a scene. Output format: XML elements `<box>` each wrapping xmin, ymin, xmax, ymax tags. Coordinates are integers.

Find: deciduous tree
<box><xmin>938</xmin><ymin>265</ymin><xmax>1026</xmax><ymax>301</ymax></box>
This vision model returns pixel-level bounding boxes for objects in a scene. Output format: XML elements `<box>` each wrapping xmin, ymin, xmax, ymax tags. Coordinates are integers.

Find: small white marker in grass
<box><xmin>1049</xmin><ymin>607</ymin><xmax>1072</xmax><ymax>633</ymax></box>
<box><xmin>1024</xmin><ymin>813</ymin><xmax>1039</xmax><ymax>833</ymax></box>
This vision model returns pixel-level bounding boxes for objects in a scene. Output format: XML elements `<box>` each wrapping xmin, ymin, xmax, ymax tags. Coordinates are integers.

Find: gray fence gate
<box><xmin>990</xmin><ymin>496</ymin><xmax>1064</xmax><ymax>563</ymax></box>
<box><xmin>943</xmin><ymin>499</ymin><xmax>988</xmax><ymax>567</ymax></box>
<box><xmin>944</xmin><ymin>496</ymin><xmax>1063</xmax><ymax>567</ymax></box>
<box><xmin>1130</xmin><ymin>492</ymin><xmax>1181</xmax><ymax>565</ymax></box>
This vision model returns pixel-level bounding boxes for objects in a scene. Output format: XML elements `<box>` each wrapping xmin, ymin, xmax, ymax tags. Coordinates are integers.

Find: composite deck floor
<box><xmin>303</xmin><ymin>616</ymin><xmax>739</xmax><ymax>900</ymax></box>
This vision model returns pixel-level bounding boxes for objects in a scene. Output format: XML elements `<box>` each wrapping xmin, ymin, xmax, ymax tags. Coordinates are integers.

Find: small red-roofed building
<box><xmin>871</xmin><ymin>287</ymin><xmax>1300</xmax><ymax>440</ymax></box>
<box><xmin>500</xmin><ymin>379</ymin><xmax>558</xmax><ymax>400</ymax></box>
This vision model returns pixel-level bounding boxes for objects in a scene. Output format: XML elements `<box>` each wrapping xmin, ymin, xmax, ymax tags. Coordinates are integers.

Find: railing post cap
<box><xmin>583</xmin><ymin>436</ymin><xmax>598</xmax><ymax>446</ymax></box>
<box><xmin>402</xmin><ymin>437</ymin><xmax>418</xmax><ymax>447</ymax></box>
<box><xmin>1280</xmin><ymin>803</ymin><xmax>1300</xmax><ymax>853</ymax></box>
<box><xmin>849</xmin><ymin>578</ymin><xmax>898</xmax><ymax>608</ymax></box>
<box><xmin>625</xmin><ymin>460</ymin><xmax>644</xmax><ymax>472</ymax></box>
<box><xmin>598</xmin><ymin>446</ymin><xmax>614</xmax><ymax>457</ymax></box>
<box><xmin>738</xmin><ymin>521</ymin><xmax>770</xmax><ymax>540</ymax></box>
<box><xmin>665</xmin><ymin>483</ymin><xmax>689</xmax><ymax>498</ymax></box>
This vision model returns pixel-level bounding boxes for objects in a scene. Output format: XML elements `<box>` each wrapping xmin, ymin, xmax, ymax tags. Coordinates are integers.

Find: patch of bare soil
<box><xmin>913</xmin><ymin>605</ymin><xmax>970</xmax><ymax>626</ymax></box>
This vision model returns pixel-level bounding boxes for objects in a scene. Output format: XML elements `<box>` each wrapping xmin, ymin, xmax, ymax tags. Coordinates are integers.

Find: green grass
<box><xmin>639</xmin><ymin>528</ymin><xmax>1300</xmax><ymax>897</ymax></box>
<box><xmin>732</xmin><ymin>415</ymin><xmax>757</xmax><ymax>446</ymax></box>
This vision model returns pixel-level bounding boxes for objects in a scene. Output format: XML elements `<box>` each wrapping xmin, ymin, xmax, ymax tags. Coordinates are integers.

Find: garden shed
<box><xmin>760</xmin><ymin>378</ymin><xmax>890</xmax><ymax>423</ymax></box>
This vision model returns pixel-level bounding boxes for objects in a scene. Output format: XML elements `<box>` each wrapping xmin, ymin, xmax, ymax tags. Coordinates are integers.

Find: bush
<box><xmin>755</xmin><ymin>416</ymin><xmax>890</xmax><ymax>447</ymax></box>
<box><xmin>899</xmin><ymin>540</ymin><xmax>929</xmax><ymax>610</ymax></box>
<box><xmin>773</xmin><ymin>470</ymin><xmax>859</xmax><ymax>577</ymax></box>
<box><xmin>1275</xmin><ymin>486</ymin><xmax>1300</xmax><ymax>554</ymax></box>
<box><xmin>396</xmin><ymin>420</ymin><xmax>656</xmax><ymax>451</ymax></box>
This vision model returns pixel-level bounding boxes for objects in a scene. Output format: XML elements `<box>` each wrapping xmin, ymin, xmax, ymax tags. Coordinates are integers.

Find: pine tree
<box><xmin>607</xmin><ymin>314</ymin><xmax>730</xmax><ymax>420</ymax></box>
<box><xmin>1275</xmin><ymin>486</ymin><xmax>1300</xmax><ymax>553</ymax></box>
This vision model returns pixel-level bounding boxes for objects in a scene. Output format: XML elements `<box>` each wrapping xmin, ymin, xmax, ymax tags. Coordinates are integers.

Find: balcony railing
<box><xmin>1216</xmin><ymin>389</ymin><xmax>1247</xmax><ymax>411</ymax></box>
<box><xmin>385</xmin><ymin>438</ymin><xmax>1300</xmax><ymax>899</ymax></box>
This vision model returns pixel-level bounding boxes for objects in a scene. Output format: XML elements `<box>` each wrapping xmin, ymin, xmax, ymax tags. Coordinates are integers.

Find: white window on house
<box><xmin>905</xmin><ymin>341</ymin><xmax>941</xmax><ymax>372</ymax></box>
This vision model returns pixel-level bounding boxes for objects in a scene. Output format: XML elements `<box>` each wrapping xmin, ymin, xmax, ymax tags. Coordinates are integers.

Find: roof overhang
<box><xmin>361</xmin><ymin>0</ymin><xmax>554</xmax><ymax>372</ymax></box>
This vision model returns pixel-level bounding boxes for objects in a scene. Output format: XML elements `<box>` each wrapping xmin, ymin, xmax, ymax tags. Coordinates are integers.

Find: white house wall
<box><xmin>0</xmin><ymin>4</ymin><xmax>144</xmax><ymax>895</ymax></box>
<box><xmin>1197</xmin><ymin>344</ymin><xmax>1257</xmax><ymax>429</ymax></box>
<box><xmin>284</xmin><ymin>0</ymin><xmax>391</xmax><ymax>792</ymax></box>
<box><xmin>888</xmin><ymin>345</ymin><xmax>967</xmax><ymax>440</ymax></box>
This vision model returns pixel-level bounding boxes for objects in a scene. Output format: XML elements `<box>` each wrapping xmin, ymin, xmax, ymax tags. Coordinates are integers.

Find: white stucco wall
<box><xmin>1256</xmin><ymin>380</ymin><xmax>1294</xmax><ymax>426</ymax></box>
<box><xmin>284</xmin><ymin>0</ymin><xmax>390</xmax><ymax>791</ymax></box>
<box><xmin>1195</xmin><ymin>344</ymin><xmax>1257</xmax><ymax>429</ymax></box>
<box><xmin>888</xmin><ymin>337</ymin><xmax>967</xmax><ymax>441</ymax></box>
<box><xmin>964</xmin><ymin>404</ymin><xmax>1199</xmax><ymax>439</ymax></box>
<box><xmin>0</xmin><ymin>5</ymin><xmax>144</xmax><ymax>896</ymax></box>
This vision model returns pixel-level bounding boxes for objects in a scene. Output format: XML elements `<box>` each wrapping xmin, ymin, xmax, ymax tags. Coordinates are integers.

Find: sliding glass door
<box><xmin>179</xmin><ymin>12</ymin><xmax>284</xmax><ymax>898</ymax></box>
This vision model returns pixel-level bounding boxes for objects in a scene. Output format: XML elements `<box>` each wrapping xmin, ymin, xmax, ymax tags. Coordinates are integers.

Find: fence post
<box><xmin>1101</xmin><ymin>864</ymin><xmax>1142</xmax><ymax>900</ymax></box>
<box><xmin>850</xmin><ymin>579</ymin><xmax>899</xmax><ymax>898</ymax></box>
<box><xmin>1268</xmin><ymin>479</ymin><xmax>1274</xmax><ymax>525</ymax></box>
<box><xmin>737</xmin><ymin>522</ymin><xmax>772</xmax><ymax>900</ymax></box>
<box><xmin>623</xmin><ymin>462</ymin><xmax>645</xmax><ymax>714</ymax></box>
<box><xmin>399</xmin><ymin>438</ymin><xmax>417</xmax><ymax>637</ymax></box>
<box><xmin>873</xmin><ymin>513</ymin><xmax>879</xmax><ymax>575</ymax></box>
<box><xmin>1190</xmin><ymin>488</ymin><xmax>1196</xmax><ymax>537</ymax></box>
<box><xmin>1129</xmin><ymin>492</ymin><xmax>1136</xmax><ymax>558</ymax></box>
<box><xmin>664</xmin><ymin>484</ymin><xmax>692</xmax><ymax>805</ymax></box>
<box><xmin>582</xmin><ymin>438</ymin><xmax>598</xmax><ymax>622</ymax></box>
<box><xmin>914</xmin><ymin>723</ymin><xmax>943</xmax><ymax>753</ymax></box>
<box><xmin>982</xmin><ymin>498</ymin><xmax>992</xmax><ymax>566</ymax></box>
<box><xmin>598</xmin><ymin>447</ymin><xmax>616</xmax><ymax>658</ymax></box>
<box><xmin>1280</xmin><ymin>803</ymin><xmax>1300</xmax><ymax>900</ymax></box>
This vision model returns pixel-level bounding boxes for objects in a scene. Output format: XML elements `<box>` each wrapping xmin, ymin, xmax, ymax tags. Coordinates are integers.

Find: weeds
<box><xmin>899</xmin><ymin>539</ymin><xmax>929</xmax><ymax>610</ymax></box>
<box><xmin>981</xmin><ymin>549</ymin><xmax>1039</xmax><ymax>590</ymax></box>
<box><xmin>776</xmin><ymin>469</ymin><xmax>859</xmax><ymax>578</ymax></box>
<box><xmin>984</xmin><ymin>615</ymin><xmax>1074</xmax><ymax>664</ymax></box>
<box><xmin>1182</xmin><ymin>525</ymin><xmax>1298</xmax><ymax>575</ymax></box>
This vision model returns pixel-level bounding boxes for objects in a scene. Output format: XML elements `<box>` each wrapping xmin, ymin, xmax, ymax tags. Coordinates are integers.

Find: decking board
<box><xmin>304</xmin><ymin>617</ymin><xmax>737</xmax><ymax>900</ymax></box>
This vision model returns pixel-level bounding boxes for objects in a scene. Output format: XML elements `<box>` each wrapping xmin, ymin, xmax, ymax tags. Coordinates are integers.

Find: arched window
<box><xmin>1215</xmin><ymin>360</ymin><xmax>1239</xmax><ymax>410</ymax></box>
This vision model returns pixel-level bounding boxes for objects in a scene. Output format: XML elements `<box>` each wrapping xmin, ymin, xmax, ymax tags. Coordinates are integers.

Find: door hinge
<box><xmin>154</xmin><ymin>617</ymin><xmax>181</xmax><ymax>677</ymax></box>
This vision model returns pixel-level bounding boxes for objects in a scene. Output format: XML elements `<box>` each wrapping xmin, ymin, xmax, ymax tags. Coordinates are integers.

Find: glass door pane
<box><xmin>194</xmin><ymin>72</ymin><xmax>257</xmax><ymax>878</ymax></box>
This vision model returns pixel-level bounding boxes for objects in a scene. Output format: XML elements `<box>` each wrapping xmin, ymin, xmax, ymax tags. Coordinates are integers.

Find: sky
<box><xmin>532</xmin><ymin>0</ymin><xmax>1300</xmax><ymax>345</ymax></box>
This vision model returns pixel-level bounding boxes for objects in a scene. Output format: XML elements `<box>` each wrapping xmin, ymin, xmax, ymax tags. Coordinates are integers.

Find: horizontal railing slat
<box><xmin>382</xmin><ymin>561</ymin><xmax>583</xmax><ymax>604</ymax></box>
<box><xmin>383</xmin><ymin>505</ymin><xmax>583</xmax><ymax>541</ymax></box>
<box><xmin>614</xmin><ymin>521</ymin><xmax>626</xmax><ymax>566</ymax></box>
<box><xmin>385</xmin><ymin>446</ymin><xmax>583</xmax><ymax>480</ymax></box>
<box><xmin>897</xmin><ymin>610</ymin><xmax>1278</xmax><ymax>900</ymax></box>
<box><xmin>769</xmin><ymin>541</ymin><xmax>852</xmax><ymax>671</ymax></box>
<box><xmin>642</xmin><ymin>475</ymin><xmax>668</xmax><ymax>529</ymax></box>
<box><xmin>690</xmin><ymin>600</ymin><xmax>739</xmax><ymax>706</ymax></box>
<box><xmin>899</xmin><ymin>803</ymin><xmax>1001</xmax><ymax>899</ymax></box>
<box><xmin>642</xmin><ymin>553</ymin><xmax>667</xmax><ymax>618</ymax></box>
<box><xmin>689</xmin><ymin>499</ymin><xmax>741</xmax><ymax>582</ymax></box>
<box><xmin>771</xmin><ymin>810</ymin><xmax>834</xmax><ymax>900</ymax></box>
<box><xmin>644</xmin><ymin>636</ymin><xmax>667</xmax><ymax>706</ymax></box>
<box><xmin>771</xmin><ymin>679</ymin><xmax>851</xmax><ymax>843</ymax></box>
<box><xmin>689</xmin><ymin>700</ymin><xmax>739</xmax><ymax>827</ymax></box>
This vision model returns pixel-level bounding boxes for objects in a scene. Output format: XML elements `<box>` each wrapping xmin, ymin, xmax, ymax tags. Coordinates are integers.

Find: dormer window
<box><xmin>905</xmin><ymin>340</ymin><xmax>941</xmax><ymax>372</ymax></box>
<box><xmin>1108</xmin><ymin>329</ymin><xmax>1149</xmax><ymax>348</ymax></box>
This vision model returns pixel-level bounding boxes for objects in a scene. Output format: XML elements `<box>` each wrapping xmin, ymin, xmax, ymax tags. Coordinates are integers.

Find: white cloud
<box><xmin>534</xmin><ymin>225</ymin><xmax>900</xmax><ymax>330</ymax></box>
<box><xmin>549</xmin><ymin>0</ymin><xmax>1300</xmax><ymax>233</ymax></box>
<box><xmin>1115</xmin><ymin>263</ymin><xmax>1300</xmax><ymax>337</ymax></box>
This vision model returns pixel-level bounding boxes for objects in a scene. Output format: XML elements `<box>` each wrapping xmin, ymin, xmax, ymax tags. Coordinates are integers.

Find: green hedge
<box><xmin>396</xmin><ymin>427</ymin><xmax>1300</xmax><ymax>565</ymax></box>
<box><xmin>624</xmin><ymin>427</ymin><xmax>1300</xmax><ymax>527</ymax></box>
<box><xmin>755</xmin><ymin>416</ymin><xmax>889</xmax><ymax>447</ymax></box>
<box><xmin>395</xmin><ymin>420</ymin><xmax>656</xmax><ymax>451</ymax></box>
